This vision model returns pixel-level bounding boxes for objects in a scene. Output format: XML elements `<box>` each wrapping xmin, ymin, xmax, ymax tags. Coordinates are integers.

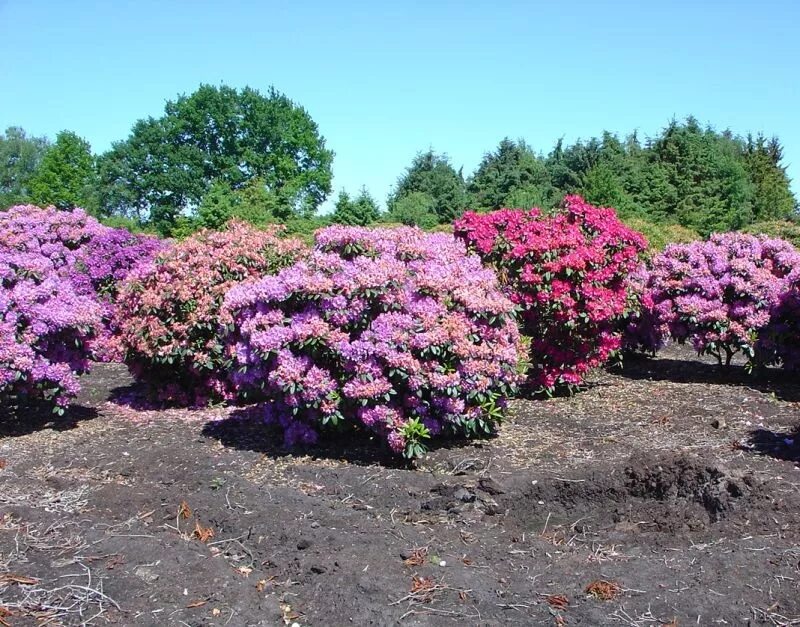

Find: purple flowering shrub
<box><xmin>757</xmin><ymin>269</ymin><xmax>800</xmax><ymax>370</ymax></box>
<box><xmin>223</xmin><ymin>226</ymin><xmax>522</xmax><ymax>459</ymax></box>
<box><xmin>0</xmin><ymin>247</ymin><xmax>101</xmax><ymax>412</ymax></box>
<box><xmin>632</xmin><ymin>233</ymin><xmax>800</xmax><ymax>367</ymax></box>
<box><xmin>0</xmin><ymin>205</ymin><xmax>164</xmax><ymax>362</ymax></box>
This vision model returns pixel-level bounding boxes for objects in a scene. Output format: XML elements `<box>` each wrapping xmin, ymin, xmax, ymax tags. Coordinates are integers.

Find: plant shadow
<box><xmin>745</xmin><ymin>426</ymin><xmax>800</xmax><ymax>464</ymax></box>
<box><xmin>202</xmin><ymin>406</ymin><xmax>495</xmax><ymax>469</ymax></box>
<box><xmin>0</xmin><ymin>403</ymin><xmax>98</xmax><ymax>437</ymax></box>
<box><xmin>616</xmin><ymin>349</ymin><xmax>800</xmax><ymax>403</ymax></box>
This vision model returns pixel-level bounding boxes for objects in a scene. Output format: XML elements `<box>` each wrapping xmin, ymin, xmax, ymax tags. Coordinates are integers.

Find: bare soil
<box><xmin>0</xmin><ymin>344</ymin><xmax>798</xmax><ymax>626</ymax></box>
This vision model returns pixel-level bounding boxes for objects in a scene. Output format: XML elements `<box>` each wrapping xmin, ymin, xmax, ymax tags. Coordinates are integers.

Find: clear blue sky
<box><xmin>1</xmin><ymin>0</ymin><xmax>798</xmax><ymax>212</ymax></box>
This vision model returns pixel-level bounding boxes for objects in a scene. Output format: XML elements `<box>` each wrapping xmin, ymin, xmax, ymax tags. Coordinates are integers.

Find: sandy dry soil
<box><xmin>0</xmin><ymin>344</ymin><xmax>798</xmax><ymax>626</ymax></box>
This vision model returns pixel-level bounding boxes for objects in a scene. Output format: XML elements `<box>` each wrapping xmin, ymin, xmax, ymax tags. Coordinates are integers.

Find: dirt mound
<box><xmin>504</xmin><ymin>453</ymin><xmax>782</xmax><ymax>535</ymax></box>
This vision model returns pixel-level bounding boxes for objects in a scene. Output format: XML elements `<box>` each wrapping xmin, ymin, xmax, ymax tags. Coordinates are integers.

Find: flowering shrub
<box><xmin>116</xmin><ymin>221</ymin><xmax>307</xmax><ymax>405</ymax></box>
<box><xmin>454</xmin><ymin>196</ymin><xmax>646</xmax><ymax>392</ymax></box>
<box><xmin>760</xmin><ymin>273</ymin><xmax>800</xmax><ymax>370</ymax></box>
<box><xmin>223</xmin><ymin>226</ymin><xmax>521</xmax><ymax>458</ymax></box>
<box><xmin>0</xmin><ymin>246</ymin><xmax>101</xmax><ymax>412</ymax></box>
<box><xmin>0</xmin><ymin>205</ymin><xmax>164</xmax><ymax>361</ymax></box>
<box><xmin>637</xmin><ymin>233</ymin><xmax>800</xmax><ymax>366</ymax></box>
<box><xmin>620</xmin><ymin>263</ymin><xmax>666</xmax><ymax>354</ymax></box>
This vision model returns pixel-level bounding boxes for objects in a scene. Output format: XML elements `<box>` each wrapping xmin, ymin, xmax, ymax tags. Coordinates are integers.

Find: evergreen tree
<box><xmin>744</xmin><ymin>134</ymin><xmax>797</xmax><ymax>221</ymax></box>
<box><xmin>388</xmin><ymin>151</ymin><xmax>467</xmax><ymax>223</ymax></box>
<box><xmin>331</xmin><ymin>186</ymin><xmax>380</xmax><ymax>225</ymax></box>
<box><xmin>468</xmin><ymin>138</ymin><xmax>555</xmax><ymax>210</ymax></box>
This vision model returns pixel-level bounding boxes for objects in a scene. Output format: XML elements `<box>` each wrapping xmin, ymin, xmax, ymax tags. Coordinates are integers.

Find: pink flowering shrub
<box><xmin>636</xmin><ymin>233</ymin><xmax>800</xmax><ymax>367</ymax></box>
<box><xmin>0</xmin><ymin>205</ymin><xmax>164</xmax><ymax>361</ymax></box>
<box><xmin>454</xmin><ymin>196</ymin><xmax>647</xmax><ymax>392</ymax></box>
<box><xmin>223</xmin><ymin>226</ymin><xmax>521</xmax><ymax>458</ymax></box>
<box><xmin>116</xmin><ymin>221</ymin><xmax>307</xmax><ymax>405</ymax></box>
<box><xmin>0</xmin><ymin>246</ymin><xmax>101</xmax><ymax>412</ymax></box>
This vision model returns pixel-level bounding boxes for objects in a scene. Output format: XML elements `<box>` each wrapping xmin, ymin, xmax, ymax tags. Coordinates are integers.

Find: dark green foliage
<box><xmin>472</xmin><ymin>118</ymin><xmax>799</xmax><ymax>236</ymax></box>
<box><xmin>331</xmin><ymin>187</ymin><xmax>381</xmax><ymax>226</ymax></box>
<box><xmin>743</xmin><ymin>134</ymin><xmax>797</xmax><ymax>221</ymax></box>
<box><xmin>468</xmin><ymin>138</ymin><xmax>556</xmax><ymax>210</ymax></box>
<box><xmin>0</xmin><ymin>127</ymin><xmax>50</xmax><ymax>208</ymax></box>
<box><xmin>98</xmin><ymin>84</ymin><xmax>333</xmax><ymax>234</ymax></box>
<box><xmin>29</xmin><ymin>131</ymin><xmax>98</xmax><ymax>212</ymax></box>
<box><xmin>384</xmin><ymin>191</ymin><xmax>439</xmax><ymax>229</ymax></box>
<box><xmin>388</xmin><ymin>150</ymin><xmax>467</xmax><ymax>224</ymax></box>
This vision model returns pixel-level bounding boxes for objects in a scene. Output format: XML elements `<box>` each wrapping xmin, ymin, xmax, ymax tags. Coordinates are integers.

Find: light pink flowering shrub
<box><xmin>223</xmin><ymin>226</ymin><xmax>521</xmax><ymax>458</ymax></box>
<box><xmin>454</xmin><ymin>196</ymin><xmax>647</xmax><ymax>392</ymax></box>
<box><xmin>116</xmin><ymin>221</ymin><xmax>307</xmax><ymax>405</ymax></box>
<box><xmin>633</xmin><ymin>233</ymin><xmax>800</xmax><ymax>367</ymax></box>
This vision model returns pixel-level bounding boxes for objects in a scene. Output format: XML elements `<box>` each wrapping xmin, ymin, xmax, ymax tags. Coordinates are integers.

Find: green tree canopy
<box><xmin>744</xmin><ymin>134</ymin><xmax>797</xmax><ymax>221</ymax></box>
<box><xmin>29</xmin><ymin>130</ymin><xmax>97</xmax><ymax>212</ymax></box>
<box><xmin>388</xmin><ymin>150</ymin><xmax>467</xmax><ymax>223</ymax></box>
<box><xmin>98</xmin><ymin>84</ymin><xmax>334</xmax><ymax>234</ymax></box>
<box><xmin>467</xmin><ymin>138</ymin><xmax>555</xmax><ymax>210</ymax></box>
<box><xmin>331</xmin><ymin>186</ymin><xmax>380</xmax><ymax>226</ymax></box>
<box><xmin>384</xmin><ymin>191</ymin><xmax>439</xmax><ymax>229</ymax></box>
<box><xmin>0</xmin><ymin>127</ymin><xmax>50</xmax><ymax>208</ymax></box>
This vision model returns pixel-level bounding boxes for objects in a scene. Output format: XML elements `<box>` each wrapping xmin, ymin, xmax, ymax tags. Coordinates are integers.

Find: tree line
<box><xmin>1</xmin><ymin>83</ymin><xmax>796</xmax><ymax>237</ymax></box>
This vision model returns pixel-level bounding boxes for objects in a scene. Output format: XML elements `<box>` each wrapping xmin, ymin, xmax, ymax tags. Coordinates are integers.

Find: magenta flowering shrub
<box><xmin>116</xmin><ymin>221</ymin><xmax>307</xmax><ymax>405</ymax></box>
<box><xmin>638</xmin><ymin>233</ymin><xmax>800</xmax><ymax>366</ymax></box>
<box><xmin>223</xmin><ymin>226</ymin><xmax>521</xmax><ymax>458</ymax></box>
<box><xmin>454</xmin><ymin>196</ymin><xmax>647</xmax><ymax>392</ymax></box>
<box><xmin>0</xmin><ymin>205</ymin><xmax>164</xmax><ymax>361</ymax></box>
<box><xmin>0</xmin><ymin>247</ymin><xmax>101</xmax><ymax>412</ymax></box>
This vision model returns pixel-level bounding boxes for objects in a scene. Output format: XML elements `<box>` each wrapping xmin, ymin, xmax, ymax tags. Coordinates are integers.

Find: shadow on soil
<box><xmin>617</xmin><ymin>352</ymin><xmax>800</xmax><ymax>402</ymax></box>
<box><xmin>0</xmin><ymin>403</ymin><xmax>98</xmax><ymax>437</ymax></box>
<box><xmin>201</xmin><ymin>406</ymin><xmax>494</xmax><ymax>468</ymax></box>
<box><xmin>746</xmin><ymin>427</ymin><xmax>800</xmax><ymax>463</ymax></box>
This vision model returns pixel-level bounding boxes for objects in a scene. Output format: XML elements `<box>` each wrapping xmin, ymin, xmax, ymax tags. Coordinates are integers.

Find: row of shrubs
<box><xmin>3</xmin><ymin>201</ymin><xmax>800</xmax><ymax>457</ymax></box>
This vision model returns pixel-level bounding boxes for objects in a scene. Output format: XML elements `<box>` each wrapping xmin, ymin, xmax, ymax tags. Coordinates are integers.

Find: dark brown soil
<box><xmin>1</xmin><ymin>344</ymin><xmax>799</xmax><ymax>626</ymax></box>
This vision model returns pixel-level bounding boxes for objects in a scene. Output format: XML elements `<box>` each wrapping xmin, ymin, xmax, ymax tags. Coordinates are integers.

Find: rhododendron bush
<box><xmin>760</xmin><ymin>273</ymin><xmax>800</xmax><ymax>371</ymax></box>
<box><xmin>0</xmin><ymin>205</ymin><xmax>164</xmax><ymax>361</ymax></box>
<box><xmin>223</xmin><ymin>226</ymin><xmax>521</xmax><ymax>458</ymax></box>
<box><xmin>0</xmin><ymin>247</ymin><xmax>101</xmax><ymax>411</ymax></box>
<box><xmin>116</xmin><ymin>221</ymin><xmax>307</xmax><ymax>405</ymax></box>
<box><xmin>454</xmin><ymin>196</ymin><xmax>647</xmax><ymax>392</ymax></box>
<box><xmin>632</xmin><ymin>233</ymin><xmax>800</xmax><ymax>367</ymax></box>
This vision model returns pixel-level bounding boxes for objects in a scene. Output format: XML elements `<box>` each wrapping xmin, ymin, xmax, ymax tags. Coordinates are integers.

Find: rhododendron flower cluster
<box><xmin>116</xmin><ymin>221</ymin><xmax>307</xmax><ymax>405</ymax></box>
<box><xmin>634</xmin><ymin>233</ymin><xmax>800</xmax><ymax>366</ymax></box>
<box><xmin>223</xmin><ymin>226</ymin><xmax>521</xmax><ymax>458</ymax></box>
<box><xmin>0</xmin><ymin>246</ymin><xmax>101</xmax><ymax>411</ymax></box>
<box><xmin>454</xmin><ymin>196</ymin><xmax>646</xmax><ymax>392</ymax></box>
<box><xmin>0</xmin><ymin>205</ymin><xmax>164</xmax><ymax>361</ymax></box>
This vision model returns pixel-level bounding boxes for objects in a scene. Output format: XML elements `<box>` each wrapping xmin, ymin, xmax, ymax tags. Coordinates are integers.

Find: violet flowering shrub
<box><xmin>0</xmin><ymin>205</ymin><xmax>164</xmax><ymax>362</ymax></box>
<box><xmin>639</xmin><ymin>233</ymin><xmax>800</xmax><ymax>367</ymax></box>
<box><xmin>760</xmin><ymin>272</ymin><xmax>800</xmax><ymax>371</ymax></box>
<box><xmin>223</xmin><ymin>226</ymin><xmax>522</xmax><ymax>459</ymax></box>
<box><xmin>115</xmin><ymin>221</ymin><xmax>307</xmax><ymax>406</ymax></box>
<box><xmin>0</xmin><ymin>246</ymin><xmax>101</xmax><ymax>413</ymax></box>
<box><xmin>454</xmin><ymin>196</ymin><xmax>647</xmax><ymax>393</ymax></box>
<box><xmin>72</xmin><ymin>227</ymin><xmax>166</xmax><ymax>361</ymax></box>
<box><xmin>620</xmin><ymin>262</ymin><xmax>666</xmax><ymax>355</ymax></box>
